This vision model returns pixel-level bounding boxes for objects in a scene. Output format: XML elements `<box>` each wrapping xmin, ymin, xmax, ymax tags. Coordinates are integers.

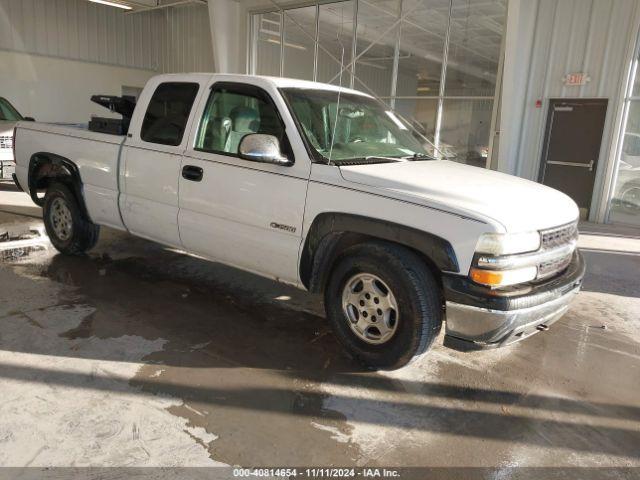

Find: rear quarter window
<box><xmin>140</xmin><ymin>82</ymin><xmax>199</xmax><ymax>146</ymax></box>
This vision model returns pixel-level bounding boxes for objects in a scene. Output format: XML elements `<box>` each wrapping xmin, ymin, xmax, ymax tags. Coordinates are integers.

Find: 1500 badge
<box><xmin>270</xmin><ymin>222</ymin><xmax>297</xmax><ymax>233</ymax></box>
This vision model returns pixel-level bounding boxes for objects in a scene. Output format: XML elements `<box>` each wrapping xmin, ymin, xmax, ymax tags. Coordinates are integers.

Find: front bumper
<box><xmin>443</xmin><ymin>250</ymin><xmax>585</xmax><ymax>351</ymax></box>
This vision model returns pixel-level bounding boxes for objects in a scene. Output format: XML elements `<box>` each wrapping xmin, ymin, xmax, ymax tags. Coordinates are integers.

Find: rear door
<box><xmin>120</xmin><ymin>79</ymin><xmax>202</xmax><ymax>247</ymax></box>
<box><xmin>178</xmin><ymin>80</ymin><xmax>311</xmax><ymax>285</ymax></box>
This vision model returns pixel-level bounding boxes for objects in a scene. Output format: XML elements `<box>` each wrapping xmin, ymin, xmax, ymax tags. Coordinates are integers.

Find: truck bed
<box><xmin>14</xmin><ymin>121</ymin><xmax>127</xmax><ymax>230</ymax></box>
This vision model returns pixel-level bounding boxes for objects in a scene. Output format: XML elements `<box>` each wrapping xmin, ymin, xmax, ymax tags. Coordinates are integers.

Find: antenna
<box><xmin>327</xmin><ymin>40</ymin><xmax>345</xmax><ymax>165</ymax></box>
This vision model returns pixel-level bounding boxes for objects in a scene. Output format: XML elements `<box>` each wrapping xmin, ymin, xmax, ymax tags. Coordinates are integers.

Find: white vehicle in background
<box><xmin>0</xmin><ymin>97</ymin><xmax>35</xmax><ymax>180</ymax></box>
<box><xmin>13</xmin><ymin>74</ymin><xmax>585</xmax><ymax>369</ymax></box>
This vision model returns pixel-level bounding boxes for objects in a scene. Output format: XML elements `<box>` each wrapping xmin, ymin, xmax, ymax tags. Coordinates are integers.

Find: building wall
<box><xmin>158</xmin><ymin>3</ymin><xmax>216</xmax><ymax>74</ymax></box>
<box><xmin>0</xmin><ymin>0</ymin><xmax>214</xmax><ymax>123</ymax></box>
<box><xmin>500</xmin><ymin>0</ymin><xmax>640</xmax><ymax>221</ymax></box>
<box><xmin>0</xmin><ymin>50</ymin><xmax>155</xmax><ymax>123</ymax></box>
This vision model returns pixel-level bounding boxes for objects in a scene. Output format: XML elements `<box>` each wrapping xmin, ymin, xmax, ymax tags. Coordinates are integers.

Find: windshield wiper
<box><xmin>403</xmin><ymin>153</ymin><xmax>435</xmax><ymax>161</ymax></box>
<box><xmin>333</xmin><ymin>156</ymin><xmax>405</xmax><ymax>166</ymax></box>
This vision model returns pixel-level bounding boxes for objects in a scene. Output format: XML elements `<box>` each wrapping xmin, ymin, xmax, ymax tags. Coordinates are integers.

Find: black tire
<box><xmin>43</xmin><ymin>182</ymin><xmax>100</xmax><ymax>255</ymax></box>
<box><xmin>324</xmin><ymin>241</ymin><xmax>442</xmax><ymax>370</ymax></box>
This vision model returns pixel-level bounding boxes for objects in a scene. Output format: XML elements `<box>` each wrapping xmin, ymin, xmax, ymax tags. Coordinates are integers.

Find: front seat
<box><xmin>225</xmin><ymin>106</ymin><xmax>260</xmax><ymax>154</ymax></box>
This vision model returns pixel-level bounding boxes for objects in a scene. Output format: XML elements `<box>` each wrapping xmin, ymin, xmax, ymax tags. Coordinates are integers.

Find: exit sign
<box><xmin>563</xmin><ymin>73</ymin><xmax>591</xmax><ymax>86</ymax></box>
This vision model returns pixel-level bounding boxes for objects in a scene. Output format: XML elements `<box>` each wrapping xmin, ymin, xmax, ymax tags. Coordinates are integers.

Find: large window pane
<box><xmin>283</xmin><ymin>7</ymin><xmax>317</xmax><ymax>81</ymax></box>
<box><xmin>440</xmin><ymin>98</ymin><xmax>493</xmax><ymax>166</ymax></box>
<box><xmin>610</xmin><ymin>101</ymin><xmax>640</xmax><ymax>226</ymax></box>
<box><xmin>445</xmin><ymin>0</ymin><xmax>506</xmax><ymax>96</ymax></box>
<box><xmin>252</xmin><ymin>12</ymin><xmax>282</xmax><ymax>77</ymax></box>
<box><xmin>317</xmin><ymin>1</ymin><xmax>355</xmax><ymax>85</ymax></box>
<box><xmin>249</xmin><ymin>0</ymin><xmax>507</xmax><ymax>169</ymax></box>
<box><xmin>394</xmin><ymin>98</ymin><xmax>439</xmax><ymax>154</ymax></box>
<box><xmin>353</xmin><ymin>0</ymin><xmax>401</xmax><ymax>97</ymax></box>
<box><xmin>395</xmin><ymin>0</ymin><xmax>448</xmax><ymax>97</ymax></box>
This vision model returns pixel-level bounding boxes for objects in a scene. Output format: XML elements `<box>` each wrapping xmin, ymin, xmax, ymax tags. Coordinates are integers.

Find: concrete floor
<box><xmin>0</xmin><ymin>188</ymin><xmax>639</xmax><ymax>469</ymax></box>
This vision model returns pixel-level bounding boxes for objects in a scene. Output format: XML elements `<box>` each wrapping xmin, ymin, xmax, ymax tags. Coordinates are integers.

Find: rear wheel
<box><xmin>324</xmin><ymin>241</ymin><xmax>442</xmax><ymax>370</ymax></box>
<box><xmin>43</xmin><ymin>182</ymin><xmax>99</xmax><ymax>255</ymax></box>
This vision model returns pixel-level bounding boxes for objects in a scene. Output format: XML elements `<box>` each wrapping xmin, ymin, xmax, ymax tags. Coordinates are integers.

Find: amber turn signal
<box><xmin>470</xmin><ymin>266</ymin><xmax>537</xmax><ymax>287</ymax></box>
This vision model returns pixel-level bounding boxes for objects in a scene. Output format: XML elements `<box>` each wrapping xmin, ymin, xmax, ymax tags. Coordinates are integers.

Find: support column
<box><xmin>497</xmin><ymin>0</ymin><xmax>539</xmax><ymax>175</ymax></box>
<box><xmin>208</xmin><ymin>0</ymin><xmax>243</xmax><ymax>73</ymax></box>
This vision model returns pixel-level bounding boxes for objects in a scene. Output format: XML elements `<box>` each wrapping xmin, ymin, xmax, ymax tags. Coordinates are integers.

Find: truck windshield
<box><xmin>0</xmin><ymin>98</ymin><xmax>24</xmax><ymax>122</ymax></box>
<box><xmin>281</xmin><ymin>88</ymin><xmax>431</xmax><ymax>164</ymax></box>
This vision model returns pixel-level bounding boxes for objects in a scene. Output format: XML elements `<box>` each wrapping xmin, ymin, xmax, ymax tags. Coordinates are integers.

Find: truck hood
<box><xmin>339</xmin><ymin>160</ymin><xmax>579</xmax><ymax>232</ymax></box>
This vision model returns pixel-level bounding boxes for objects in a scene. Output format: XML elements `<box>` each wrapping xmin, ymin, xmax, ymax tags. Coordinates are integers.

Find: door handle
<box><xmin>182</xmin><ymin>165</ymin><xmax>203</xmax><ymax>182</ymax></box>
<box><xmin>546</xmin><ymin>160</ymin><xmax>594</xmax><ymax>171</ymax></box>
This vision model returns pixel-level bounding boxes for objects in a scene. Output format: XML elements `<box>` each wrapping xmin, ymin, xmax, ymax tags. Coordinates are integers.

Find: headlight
<box><xmin>471</xmin><ymin>231</ymin><xmax>542</xmax><ymax>287</ymax></box>
<box><xmin>475</xmin><ymin>231</ymin><xmax>541</xmax><ymax>256</ymax></box>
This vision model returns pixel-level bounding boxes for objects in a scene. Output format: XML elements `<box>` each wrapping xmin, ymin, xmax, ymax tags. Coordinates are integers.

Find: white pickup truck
<box><xmin>13</xmin><ymin>74</ymin><xmax>585</xmax><ymax>369</ymax></box>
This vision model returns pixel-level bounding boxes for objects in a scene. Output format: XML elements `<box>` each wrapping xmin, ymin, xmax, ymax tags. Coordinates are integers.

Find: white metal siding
<box><xmin>498</xmin><ymin>0</ymin><xmax>640</xmax><ymax>223</ymax></box>
<box><xmin>0</xmin><ymin>0</ymin><xmax>214</xmax><ymax>73</ymax></box>
<box><xmin>158</xmin><ymin>3</ymin><xmax>215</xmax><ymax>73</ymax></box>
<box><xmin>509</xmin><ymin>0</ymin><xmax>639</xmax><ymax>193</ymax></box>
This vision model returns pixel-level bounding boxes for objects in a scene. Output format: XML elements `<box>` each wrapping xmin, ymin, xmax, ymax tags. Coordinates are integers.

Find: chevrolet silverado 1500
<box><xmin>13</xmin><ymin>74</ymin><xmax>585</xmax><ymax>369</ymax></box>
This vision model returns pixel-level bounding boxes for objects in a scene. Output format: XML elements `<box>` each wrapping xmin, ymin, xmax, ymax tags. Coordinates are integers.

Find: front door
<box><xmin>539</xmin><ymin>99</ymin><xmax>608</xmax><ymax>219</ymax></box>
<box><xmin>178</xmin><ymin>81</ymin><xmax>310</xmax><ymax>285</ymax></box>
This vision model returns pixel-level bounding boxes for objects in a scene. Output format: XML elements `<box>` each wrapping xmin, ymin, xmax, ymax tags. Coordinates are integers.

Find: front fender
<box><xmin>300</xmin><ymin>212</ymin><xmax>459</xmax><ymax>292</ymax></box>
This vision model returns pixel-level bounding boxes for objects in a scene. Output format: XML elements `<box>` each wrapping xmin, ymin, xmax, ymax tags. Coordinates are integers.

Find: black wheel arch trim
<box><xmin>300</xmin><ymin>212</ymin><xmax>460</xmax><ymax>292</ymax></box>
<box><xmin>28</xmin><ymin>152</ymin><xmax>91</xmax><ymax>219</ymax></box>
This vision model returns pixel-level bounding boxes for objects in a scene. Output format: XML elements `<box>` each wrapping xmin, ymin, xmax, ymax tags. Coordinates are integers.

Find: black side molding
<box><xmin>300</xmin><ymin>212</ymin><xmax>460</xmax><ymax>292</ymax></box>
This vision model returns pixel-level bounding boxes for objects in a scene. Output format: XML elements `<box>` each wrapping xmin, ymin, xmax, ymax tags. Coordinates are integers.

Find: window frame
<box><xmin>193</xmin><ymin>81</ymin><xmax>294</xmax><ymax>164</ymax></box>
<box><xmin>140</xmin><ymin>81</ymin><xmax>200</xmax><ymax>147</ymax></box>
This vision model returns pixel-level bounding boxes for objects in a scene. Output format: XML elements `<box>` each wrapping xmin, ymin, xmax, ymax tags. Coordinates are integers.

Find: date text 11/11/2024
<box><xmin>232</xmin><ymin>468</ymin><xmax>401</xmax><ymax>478</ymax></box>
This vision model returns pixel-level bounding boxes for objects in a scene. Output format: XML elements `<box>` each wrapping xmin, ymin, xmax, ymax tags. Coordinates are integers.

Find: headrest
<box><xmin>230</xmin><ymin>106</ymin><xmax>260</xmax><ymax>133</ymax></box>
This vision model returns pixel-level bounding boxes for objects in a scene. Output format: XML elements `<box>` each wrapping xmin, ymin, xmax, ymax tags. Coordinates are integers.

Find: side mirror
<box><xmin>24</xmin><ymin>117</ymin><xmax>35</xmax><ymax>122</ymax></box>
<box><xmin>238</xmin><ymin>134</ymin><xmax>292</xmax><ymax>166</ymax></box>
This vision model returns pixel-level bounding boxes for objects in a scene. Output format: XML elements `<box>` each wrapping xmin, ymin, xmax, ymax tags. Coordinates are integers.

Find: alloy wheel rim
<box><xmin>50</xmin><ymin>197</ymin><xmax>73</xmax><ymax>241</ymax></box>
<box><xmin>341</xmin><ymin>273</ymin><xmax>399</xmax><ymax>345</ymax></box>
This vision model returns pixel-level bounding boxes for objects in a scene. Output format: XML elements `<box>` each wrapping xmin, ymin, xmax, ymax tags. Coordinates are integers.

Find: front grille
<box><xmin>537</xmin><ymin>221</ymin><xmax>578</xmax><ymax>279</ymax></box>
<box><xmin>538</xmin><ymin>254</ymin><xmax>573</xmax><ymax>278</ymax></box>
<box><xmin>541</xmin><ymin>222</ymin><xmax>578</xmax><ymax>250</ymax></box>
<box><xmin>0</xmin><ymin>136</ymin><xmax>12</xmax><ymax>150</ymax></box>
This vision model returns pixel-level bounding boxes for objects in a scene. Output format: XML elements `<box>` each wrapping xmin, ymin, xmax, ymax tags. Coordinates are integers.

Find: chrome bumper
<box><xmin>443</xmin><ymin>250</ymin><xmax>585</xmax><ymax>351</ymax></box>
<box><xmin>444</xmin><ymin>286</ymin><xmax>580</xmax><ymax>350</ymax></box>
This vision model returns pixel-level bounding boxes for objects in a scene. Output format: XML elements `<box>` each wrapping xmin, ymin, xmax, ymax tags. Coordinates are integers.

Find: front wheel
<box><xmin>43</xmin><ymin>182</ymin><xmax>100</xmax><ymax>255</ymax></box>
<box><xmin>324</xmin><ymin>241</ymin><xmax>442</xmax><ymax>370</ymax></box>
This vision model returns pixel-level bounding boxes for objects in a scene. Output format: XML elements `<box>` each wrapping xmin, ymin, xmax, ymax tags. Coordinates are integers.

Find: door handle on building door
<box><xmin>546</xmin><ymin>160</ymin><xmax>594</xmax><ymax>171</ymax></box>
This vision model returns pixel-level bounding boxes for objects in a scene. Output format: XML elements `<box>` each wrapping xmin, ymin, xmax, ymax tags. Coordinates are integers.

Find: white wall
<box><xmin>0</xmin><ymin>0</ymin><xmax>214</xmax><ymax>74</ymax></box>
<box><xmin>0</xmin><ymin>0</ymin><xmax>215</xmax><ymax>124</ymax></box>
<box><xmin>0</xmin><ymin>50</ymin><xmax>155</xmax><ymax>123</ymax></box>
<box><xmin>499</xmin><ymin>0</ymin><xmax>640</xmax><ymax>221</ymax></box>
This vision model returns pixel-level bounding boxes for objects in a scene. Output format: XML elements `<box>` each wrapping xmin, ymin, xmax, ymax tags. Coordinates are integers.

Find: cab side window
<box><xmin>140</xmin><ymin>82</ymin><xmax>199</xmax><ymax>146</ymax></box>
<box><xmin>195</xmin><ymin>85</ymin><xmax>286</xmax><ymax>156</ymax></box>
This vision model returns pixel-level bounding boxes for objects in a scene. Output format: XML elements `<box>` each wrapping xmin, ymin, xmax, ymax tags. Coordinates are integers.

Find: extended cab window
<box><xmin>140</xmin><ymin>82</ymin><xmax>199</xmax><ymax>146</ymax></box>
<box><xmin>195</xmin><ymin>84</ymin><xmax>286</xmax><ymax>156</ymax></box>
<box><xmin>0</xmin><ymin>97</ymin><xmax>23</xmax><ymax>121</ymax></box>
